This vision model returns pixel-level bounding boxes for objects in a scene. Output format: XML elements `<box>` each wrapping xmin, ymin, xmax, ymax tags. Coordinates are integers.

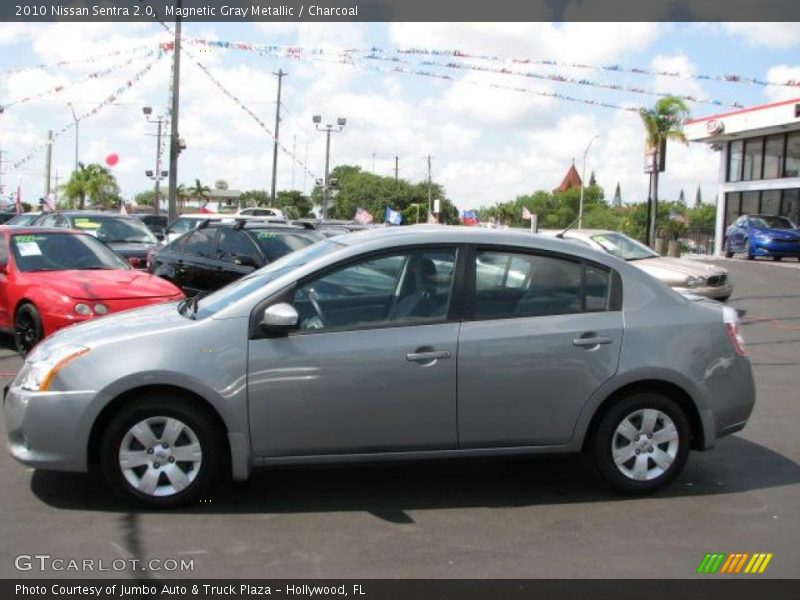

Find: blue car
<box><xmin>724</xmin><ymin>214</ymin><xmax>800</xmax><ymax>261</ymax></box>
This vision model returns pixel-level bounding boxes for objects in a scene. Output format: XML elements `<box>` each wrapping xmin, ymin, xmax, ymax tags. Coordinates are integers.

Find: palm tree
<box><xmin>176</xmin><ymin>184</ymin><xmax>191</xmax><ymax>210</ymax></box>
<box><xmin>188</xmin><ymin>178</ymin><xmax>211</xmax><ymax>209</ymax></box>
<box><xmin>639</xmin><ymin>96</ymin><xmax>690</xmax><ymax>246</ymax></box>
<box><xmin>61</xmin><ymin>162</ymin><xmax>119</xmax><ymax>209</ymax></box>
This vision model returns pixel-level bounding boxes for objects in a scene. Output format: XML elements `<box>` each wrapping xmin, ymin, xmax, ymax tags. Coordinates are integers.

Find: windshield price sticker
<box><xmin>256</xmin><ymin>232</ymin><xmax>278</xmax><ymax>239</ymax></box>
<box><xmin>73</xmin><ymin>219</ymin><xmax>102</xmax><ymax>229</ymax></box>
<box><xmin>15</xmin><ymin>242</ymin><xmax>43</xmax><ymax>257</ymax></box>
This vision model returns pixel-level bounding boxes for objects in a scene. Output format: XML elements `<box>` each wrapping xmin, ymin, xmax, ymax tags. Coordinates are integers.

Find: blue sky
<box><xmin>1</xmin><ymin>22</ymin><xmax>799</xmax><ymax>211</ymax></box>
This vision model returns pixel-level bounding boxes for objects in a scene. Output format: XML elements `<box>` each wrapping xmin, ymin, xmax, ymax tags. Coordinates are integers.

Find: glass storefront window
<box><xmin>761</xmin><ymin>190</ymin><xmax>781</xmax><ymax>215</ymax></box>
<box><xmin>741</xmin><ymin>191</ymin><xmax>760</xmax><ymax>214</ymax></box>
<box><xmin>782</xmin><ymin>189</ymin><xmax>799</xmax><ymax>226</ymax></box>
<box><xmin>725</xmin><ymin>192</ymin><xmax>741</xmax><ymax>229</ymax></box>
<box><xmin>763</xmin><ymin>135</ymin><xmax>785</xmax><ymax>179</ymax></box>
<box><xmin>786</xmin><ymin>133</ymin><xmax>800</xmax><ymax>178</ymax></box>
<box><xmin>728</xmin><ymin>140</ymin><xmax>743</xmax><ymax>182</ymax></box>
<box><xmin>742</xmin><ymin>138</ymin><xmax>764</xmax><ymax>181</ymax></box>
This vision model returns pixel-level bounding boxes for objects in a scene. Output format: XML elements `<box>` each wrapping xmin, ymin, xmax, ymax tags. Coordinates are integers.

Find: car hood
<box><xmin>632</xmin><ymin>257</ymin><xmax>726</xmax><ymax>282</ymax></box>
<box><xmin>751</xmin><ymin>227</ymin><xmax>800</xmax><ymax>240</ymax></box>
<box><xmin>27</xmin><ymin>269</ymin><xmax>182</xmax><ymax>300</ymax></box>
<box><xmin>38</xmin><ymin>301</ymin><xmax>190</xmax><ymax>351</ymax></box>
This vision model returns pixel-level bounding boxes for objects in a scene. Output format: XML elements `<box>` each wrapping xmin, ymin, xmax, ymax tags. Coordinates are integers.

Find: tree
<box><xmin>176</xmin><ymin>184</ymin><xmax>191</xmax><ymax>210</ymax></box>
<box><xmin>678</xmin><ymin>188</ymin><xmax>686</xmax><ymax>206</ymax></box>
<box><xmin>133</xmin><ymin>190</ymin><xmax>155</xmax><ymax>207</ymax></box>
<box><xmin>276</xmin><ymin>190</ymin><xmax>313</xmax><ymax>219</ymax></box>
<box><xmin>188</xmin><ymin>179</ymin><xmax>211</xmax><ymax>205</ymax></box>
<box><xmin>589</xmin><ymin>170</ymin><xmax>597</xmax><ymax>187</ymax></box>
<box><xmin>240</xmin><ymin>190</ymin><xmax>269</xmax><ymax>207</ymax></box>
<box><xmin>61</xmin><ymin>162</ymin><xmax>119</xmax><ymax>209</ymax></box>
<box><xmin>639</xmin><ymin>96</ymin><xmax>690</xmax><ymax>245</ymax></box>
<box><xmin>695</xmin><ymin>186</ymin><xmax>703</xmax><ymax>207</ymax></box>
<box><xmin>612</xmin><ymin>182</ymin><xmax>622</xmax><ymax>207</ymax></box>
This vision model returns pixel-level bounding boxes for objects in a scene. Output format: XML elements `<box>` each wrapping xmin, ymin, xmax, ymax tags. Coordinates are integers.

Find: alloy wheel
<box><xmin>611</xmin><ymin>409</ymin><xmax>679</xmax><ymax>481</ymax></box>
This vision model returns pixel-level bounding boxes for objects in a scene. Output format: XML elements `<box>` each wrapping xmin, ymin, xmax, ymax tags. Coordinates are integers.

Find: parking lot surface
<box><xmin>0</xmin><ymin>258</ymin><xmax>798</xmax><ymax>579</ymax></box>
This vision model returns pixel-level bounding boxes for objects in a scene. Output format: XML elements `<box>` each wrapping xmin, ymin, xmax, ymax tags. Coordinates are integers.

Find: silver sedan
<box><xmin>4</xmin><ymin>226</ymin><xmax>755</xmax><ymax>507</ymax></box>
<box><xmin>543</xmin><ymin>229</ymin><xmax>733</xmax><ymax>301</ymax></box>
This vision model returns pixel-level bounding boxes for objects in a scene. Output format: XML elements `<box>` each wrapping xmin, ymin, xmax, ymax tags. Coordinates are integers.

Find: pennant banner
<box><xmin>9</xmin><ymin>52</ymin><xmax>167</xmax><ymax>173</ymax></box>
<box><xmin>0</xmin><ymin>44</ymin><xmax>155</xmax><ymax>77</ymax></box>
<box><xmin>1</xmin><ymin>49</ymin><xmax>161</xmax><ymax>112</ymax></box>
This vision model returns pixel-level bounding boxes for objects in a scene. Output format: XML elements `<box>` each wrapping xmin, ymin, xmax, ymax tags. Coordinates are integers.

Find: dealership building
<box><xmin>685</xmin><ymin>97</ymin><xmax>800</xmax><ymax>255</ymax></box>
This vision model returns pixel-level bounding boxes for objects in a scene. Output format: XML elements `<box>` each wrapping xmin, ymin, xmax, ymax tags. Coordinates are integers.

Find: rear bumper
<box><xmin>697</xmin><ymin>356</ymin><xmax>756</xmax><ymax>450</ymax></box>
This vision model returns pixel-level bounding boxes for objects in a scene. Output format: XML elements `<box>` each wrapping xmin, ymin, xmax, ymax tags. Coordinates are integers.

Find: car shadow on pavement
<box><xmin>30</xmin><ymin>435</ymin><xmax>799</xmax><ymax>522</ymax></box>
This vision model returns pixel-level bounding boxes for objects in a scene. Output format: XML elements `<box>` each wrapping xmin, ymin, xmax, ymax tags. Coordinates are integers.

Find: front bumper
<box><xmin>4</xmin><ymin>384</ymin><xmax>95</xmax><ymax>472</ymax></box>
<box><xmin>674</xmin><ymin>282</ymin><xmax>734</xmax><ymax>301</ymax></box>
<box><xmin>751</xmin><ymin>239</ymin><xmax>800</xmax><ymax>257</ymax></box>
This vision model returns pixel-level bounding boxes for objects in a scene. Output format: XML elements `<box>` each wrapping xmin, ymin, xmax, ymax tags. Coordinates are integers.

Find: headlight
<box><xmin>684</xmin><ymin>275</ymin><xmax>706</xmax><ymax>288</ymax></box>
<box><xmin>753</xmin><ymin>231</ymin><xmax>772</xmax><ymax>242</ymax></box>
<box><xmin>93</xmin><ymin>303</ymin><xmax>109</xmax><ymax>315</ymax></box>
<box><xmin>74</xmin><ymin>303</ymin><xmax>91</xmax><ymax>316</ymax></box>
<box><xmin>18</xmin><ymin>344</ymin><xmax>90</xmax><ymax>392</ymax></box>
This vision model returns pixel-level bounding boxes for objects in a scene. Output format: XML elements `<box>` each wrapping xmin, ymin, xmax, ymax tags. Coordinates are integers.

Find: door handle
<box><xmin>573</xmin><ymin>337</ymin><xmax>614</xmax><ymax>347</ymax></box>
<box><xmin>406</xmin><ymin>350</ymin><xmax>451</xmax><ymax>362</ymax></box>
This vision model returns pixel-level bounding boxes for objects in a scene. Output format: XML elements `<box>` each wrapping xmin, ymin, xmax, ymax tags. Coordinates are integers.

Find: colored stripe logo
<box><xmin>697</xmin><ymin>553</ymin><xmax>773</xmax><ymax>574</ymax></box>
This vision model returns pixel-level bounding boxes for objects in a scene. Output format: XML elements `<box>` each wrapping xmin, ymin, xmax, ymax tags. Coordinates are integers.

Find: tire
<box><xmin>14</xmin><ymin>303</ymin><xmax>44</xmax><ymax>355</ymax></box>
<box><xmin>772</xmin><ymin>256</ymin><xmax>782</xmax><ymax>262</ymax></box>
<box><xmin>723</xmin><ymin>239</ymin><xmax>734</xmax><ymax>259</ymax></box>
<box><xmin>742</xmin><ymin>239</ymin><xmax>753</xmax><ymax>260</ymax></box>
<box><xmin>591</xmin><ymin>392</ymin><xmax>691</xmax><ymax>495</ymax></box>
<box><xmin>99</xmin><ymin>395</ymin><xmax>225</xmax><ymax>508</ymax></box>
<box><xmin>717</xmin><ymin>295</ymin><xmax>731</xmax><ymax>303</ymax></box>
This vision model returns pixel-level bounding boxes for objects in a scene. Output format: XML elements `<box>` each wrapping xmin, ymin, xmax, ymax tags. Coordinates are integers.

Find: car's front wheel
<box><xmin>99</xmin><ymin>395</ymin><xmax>225</xmax><ymax>507</ymax></box>
<box><xmin>742</xmin><ymin>239</ymin><xmax>753</xmax><ymax>260</ymax></box>
<box><xmin>591</xmin><ymin>392</ymin><xmax>690</xmax><ymax>494</ymax></box>
<box><xmin>14</xmin><ymin>303</ymin><xmax>44</xmax><ymax>355</ymax></box>
<box><xmin>723</xmin><ymin>238</ymin><xmax>734</xmax><ymax>258</ymax></box>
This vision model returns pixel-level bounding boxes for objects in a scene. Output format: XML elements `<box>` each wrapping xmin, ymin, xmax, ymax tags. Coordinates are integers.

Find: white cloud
<box><xmin>649</xmin><ymin>54</ymin><xmax>706</xmax><ymax>101</ymax></box>
<box><xmin>763</xmin><ymin>65</ymin><xmax>800</xmax><ymax>102</ymax></box>
<box><xmin>724</xmin><ymin>23</ymin><xmax>800</xmax><ymax>49</ymax></box>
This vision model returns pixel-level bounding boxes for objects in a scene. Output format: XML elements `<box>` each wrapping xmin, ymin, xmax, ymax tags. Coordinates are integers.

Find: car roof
<box><xmin>205</xmin><ymin>221</ymin><xmax>311</xmax><ymax>232</ymax></box>
<box><xmin>45</xmin><ymin>210</ymin><xmax>136</xmax><ymax>218</ymax></box>
<box><xmin>0</xmin><ymin>225</ymin><xmax>90</xmax><ymax>236</ymax></box>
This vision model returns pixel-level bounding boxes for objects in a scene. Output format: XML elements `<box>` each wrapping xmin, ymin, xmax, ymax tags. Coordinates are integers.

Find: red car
<box><xmin>0</xmin><ymin>227</ymin><xmax>185</xmax><ymax>353</ymax></box>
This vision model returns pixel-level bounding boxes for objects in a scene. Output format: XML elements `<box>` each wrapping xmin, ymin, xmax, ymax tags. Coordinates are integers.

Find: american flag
<box><xmin>522</xmin><ymin>206</ymin><xmax>532</xmax><ymax>220</ymax></box>
<box><xmin>354</xmin><ymin>207</ymin><xmax>374</xmax><ymax>224</ymax></box>
<box><xmin>427</xmin><ymin>212</ymin><xmax>437</xmax><ymax>224</ymax></box>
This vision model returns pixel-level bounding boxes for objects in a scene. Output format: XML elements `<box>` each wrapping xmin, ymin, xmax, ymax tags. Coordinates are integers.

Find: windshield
<box><xmin>194</xmin><ymin>239</ymin><xmax>345</xmax><ymax>319</ymax></box>
<box><xmin>72</xmin><ymin>216</ymin><xmax>157</xmax><ymax>244</ymax></box>
<box><xmin>251</xmin><ymin>230</ymin><xmax>325</xmax><ymax>261</ymax></box>
<box><xmin>5</xmin><ymin>214</ymin><xmax>39</xmax><ymax>227</ymax></box>
<box><xmin>750</xmin><ymin>215</ymin><xmax>796</xmax><ymax>229</ymax></box>
<box><xmin>590</xmin><ymin>232</ymin><xmax>659</xmax><ymax>261</ymax></box>
<box><xmin>11</xmin><ymin>232</ymin><xmax>130</xmax><ymax>272</ymax></box>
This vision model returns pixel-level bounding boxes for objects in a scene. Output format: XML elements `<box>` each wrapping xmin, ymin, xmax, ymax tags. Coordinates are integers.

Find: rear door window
<box><xmin>181</xmin><ymin>229</ymin><xmax>218</xmax><ymax>258</ymax></box>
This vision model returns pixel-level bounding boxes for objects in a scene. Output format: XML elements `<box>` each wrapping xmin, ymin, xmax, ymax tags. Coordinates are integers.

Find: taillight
<box><xmin>722</xmin><ymin>306</ymin><xmax>747</xmax><ymax>357</ymax></box>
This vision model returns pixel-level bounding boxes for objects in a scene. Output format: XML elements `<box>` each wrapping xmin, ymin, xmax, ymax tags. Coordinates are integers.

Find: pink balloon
<box><xmin>105</xmin><ymin>153</ymin><xmax>119</xmax><ymax>167</ymax></box>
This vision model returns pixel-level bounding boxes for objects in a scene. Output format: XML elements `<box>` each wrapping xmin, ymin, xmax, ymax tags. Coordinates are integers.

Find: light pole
<box><xmin>579</xmin><ymin>134</ymin><xmax>599</xmax><ymax>229</ymax></box>
<box><xmin>143</xmin><ymin>106</ymin><xmax>168</xmax><ymax>215</ymax></box>
<box><xmin>313</xmin><ymin>114</ymin><xmax>346</xmax><ymax>220</ymax></box>
<box><xmin>68</xmin><ymin>102</ymin><xmax>79</xmax><ymax>172</ymax></box>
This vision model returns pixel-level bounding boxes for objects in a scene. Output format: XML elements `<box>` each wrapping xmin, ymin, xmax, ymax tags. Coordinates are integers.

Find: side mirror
<box><xmin>156</xmin><ymin>229</ymin><xmax>166</xmax><ymax>241</ymax></box>
<box><xmin>234</xmin><ymin>255</ymin><xmax>259</xmax><ymax>268</ymax></box>
<box><xmin>261</xmin><ymin>303</ymin><xmax>299</xmax><ymax>334</ymax></box>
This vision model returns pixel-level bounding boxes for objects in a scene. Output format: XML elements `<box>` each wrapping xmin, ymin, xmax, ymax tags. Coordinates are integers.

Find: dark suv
<box><xmin>32</xmin><ymin>211</ymin><xmax>159</xmax><ymax>269</ymax></box>
<box><xmin>147</xmin><ymin>220</ymin><xmax>325</xmax><ymax>295</ymax></box>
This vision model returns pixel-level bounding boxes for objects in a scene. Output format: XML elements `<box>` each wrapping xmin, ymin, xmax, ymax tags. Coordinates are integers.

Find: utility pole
<box><xmin>371</xmin><ymin>151</ymin><xmax>376</xmax><ymax>172</ymax></box>
<box><xmin>44</xmin><ymin>130</ymin><xmax>53</xmax><ymax>199</ymax></box>
<box><xmin>291</xmin><ymin>134</ymin><xmax>296</xmax><ymax>190</ymax></box>
<box><xmin>303</xmin><ymin>139</ymin><xmax>308</xmax><ymax>194</ymax></box>
<box><xmin>394</xmin><ymin>155</ymin><xmax>398</xmax><ymax>180</ymax></box>
<box><xmin>579</xmin><ymin>134</ymin><xmax>599</xmax><ymax>229</ymax></box>
<box><xmin>166</xmin><ymin>0</ymin><xmax>183</xmax><ymax>223</ymax></box>
<box><xmin>426</xmin><ymin>155</ymin><xmax>433</xmax><ymax>215</ymax></box>
<box><xmin>144</xmin><ymin>107</ymin><xmax>167</xmax><ymax>215</ymax></box>
<box><xmin>68</xmin><ymin>102</ymin><xmax>79</xmax><ymax>172</ymax></box>
<box><xmin>270</xmin><ymin>69</ymin><xmax>287</xmax><ymax>205</ymax></box>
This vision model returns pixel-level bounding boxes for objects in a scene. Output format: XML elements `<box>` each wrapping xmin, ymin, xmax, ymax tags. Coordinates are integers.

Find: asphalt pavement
<box><xmin>0</xmin><ymin>258</ymin><xmax>798</xmax><ymax>579</ymax></box>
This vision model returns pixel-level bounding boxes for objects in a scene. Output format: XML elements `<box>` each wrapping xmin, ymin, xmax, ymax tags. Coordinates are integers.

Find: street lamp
<box><xmin>313</xmin><ymin>114</ymin><xmax>347</xmax><ymax>220</ymax></box>
<box><xmin>579</xmin><ymin>134</ymin><xmax>600</xmax><ymax>229</ymax></box>
<box><xmin>68</xmin><ymin>102</ymin><xmax>79</xmax><ymax>172</ymax></box>
<box><xmin>143</xmin><ymin>106</ymin><xmax>167</xmax><ymax>215</ymax></box>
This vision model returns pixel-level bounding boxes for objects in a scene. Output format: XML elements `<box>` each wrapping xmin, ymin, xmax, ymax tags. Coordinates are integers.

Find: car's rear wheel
<box><xmin>772</xmin><ymin>256</ymin><xmax>782</xmax><ymax>261</ymax></box>
<box><xmin>723</xmin><ymin>239</ymin><xmax>734</xmax><ymax>258</ymax></box>
<box><xmin>14</xmin><ymin>303</ymin><xmax>44</xmax><ymax>355</ymax></box>
<box><xmin>99</xmin><ymin>395</ymin><xmax>224</xmax><ymax>508</ymax></box>
<box><xmin>591</xmin><ymin>392</ymin><xmax>690</xmax><ymax>494</ymax></box>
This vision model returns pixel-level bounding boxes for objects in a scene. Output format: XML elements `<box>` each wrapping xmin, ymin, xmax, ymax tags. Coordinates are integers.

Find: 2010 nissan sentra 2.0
<box><xmin>3</xmin><ymin>226</ymin><xmax>755</xmax><ymax>507</ymax></box>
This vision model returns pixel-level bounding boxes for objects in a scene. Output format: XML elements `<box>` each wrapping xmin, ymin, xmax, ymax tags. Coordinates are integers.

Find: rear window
<box><xmin>250</xmin><ymin>230</ymin><xmax>323</xmax><ymax>262</ymax></box>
